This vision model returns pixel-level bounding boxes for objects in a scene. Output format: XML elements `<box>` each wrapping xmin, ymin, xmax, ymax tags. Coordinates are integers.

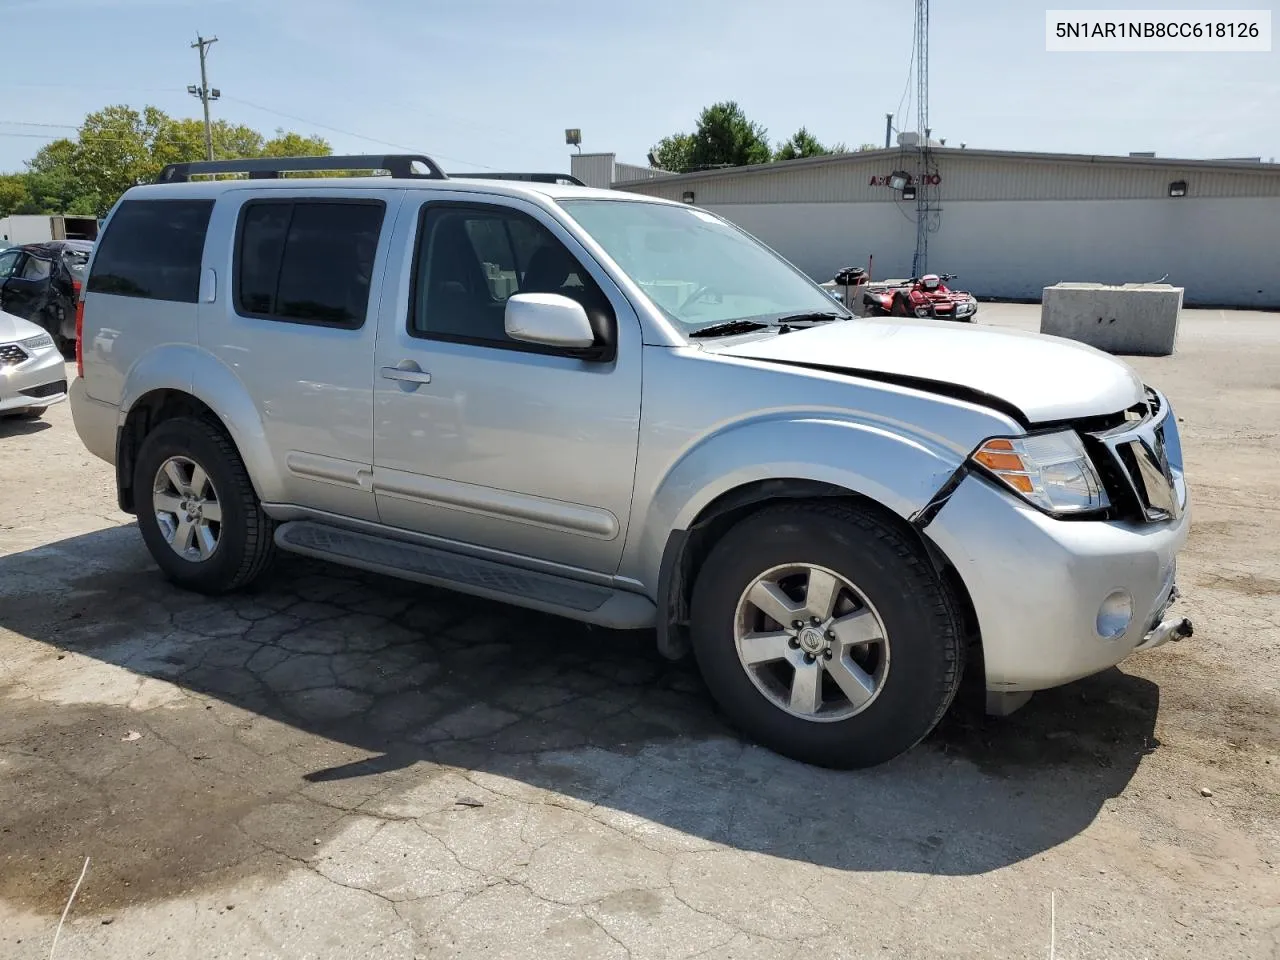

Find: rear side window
<box><xmin>87</xmin><ymin>199</ymin><xmax>213</xmax><ymax>302</ymax></box>
<box><xmin>235</xmin><ymin>200</ymin><xmax>385</xmax><ymax>329</ymax></box>
<box><xmin>20</xmin><ymin>256</ymin><xmax>51</xmax><ymax>281</ymax></box>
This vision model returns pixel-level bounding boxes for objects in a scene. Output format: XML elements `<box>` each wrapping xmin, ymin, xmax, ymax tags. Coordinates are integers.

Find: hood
<box><xmin>0</xmin><ymin>310</ymin><xmax>43</xmax><ymax>345</ymax></box>
<box><xmin>710</xmin><ymin>317</ymin><xmax>1145</xmax><ymax>425</ymax></box>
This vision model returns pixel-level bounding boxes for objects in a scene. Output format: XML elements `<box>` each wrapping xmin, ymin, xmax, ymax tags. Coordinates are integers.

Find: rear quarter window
<box><xmin>63</xmin><ymin>249</ymin><xmax>91</xmax><ymax>281</ymax></box>
<box><xmin>87</xmin><ymin>199</ymin><xmax>214</xmax><ymax>303</ymax></box>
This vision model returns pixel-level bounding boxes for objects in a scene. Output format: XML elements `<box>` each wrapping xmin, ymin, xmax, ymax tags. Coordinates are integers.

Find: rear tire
<box><xmin>689</xmin><ymin>501</ymin><xmax>965</xmax><ymax>769</ymax></box>
<box><xmin>133</xmin><ymin>416</ymin><xmax>276</xmax><ymax>595</ymax></box>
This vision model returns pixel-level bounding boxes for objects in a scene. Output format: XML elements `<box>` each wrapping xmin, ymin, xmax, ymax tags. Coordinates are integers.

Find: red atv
<box><xmin>862</xmin><ymin>273</ymin><xmax>979</xmax><ymax>322</ymax></box>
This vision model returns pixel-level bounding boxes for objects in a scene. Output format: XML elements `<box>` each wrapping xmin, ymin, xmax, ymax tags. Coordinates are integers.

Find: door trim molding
<box><xmin>373</xmin><ymin>468</ymin><xmax>619</xmax><ymax>540</ymax></box>
<box><xmin>285</xmin><ymin>452</ymin><xmax>374</xmax><ymax>490</ymax></box>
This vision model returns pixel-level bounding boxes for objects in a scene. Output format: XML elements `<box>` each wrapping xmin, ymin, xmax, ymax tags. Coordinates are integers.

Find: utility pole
<box><xmin>884</xmin><ymin>113</ymin><xmax>893</xmax><ymax>150</ymax></box>
<box><xmin>188</xmin><ymin>35</ymin><xmax>220</xmax><ymax>161</ymax></box>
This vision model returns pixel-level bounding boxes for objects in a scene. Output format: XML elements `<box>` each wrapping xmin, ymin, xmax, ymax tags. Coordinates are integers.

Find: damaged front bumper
<box><xmin>923</xmin><ymin>471</ymin><xmax>1191</xmax><ymax>695</ymax></box>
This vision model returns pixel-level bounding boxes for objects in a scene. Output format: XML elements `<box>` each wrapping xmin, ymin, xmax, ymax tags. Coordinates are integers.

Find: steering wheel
<box><xmin>678</xmin><ymin>284</ymin><xmax>725</xmax><ymax>311</ymax></box>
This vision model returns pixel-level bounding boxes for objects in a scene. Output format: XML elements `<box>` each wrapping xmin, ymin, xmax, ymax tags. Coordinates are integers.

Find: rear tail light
<box><xmin>74</xmin><ymin>281</ymin><xmax>85</xmax><ymax>378</ymax></box>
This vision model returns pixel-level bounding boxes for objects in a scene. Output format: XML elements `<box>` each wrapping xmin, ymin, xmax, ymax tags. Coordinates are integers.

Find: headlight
<box><xmin>971</xmin><ymin>430</ymin><xmax>1109</xmax><ymax>515</ymax></box>
<box><xmin>19</xmin><ymin>332</ymin><xmax>55</xmax><ymax>351</ymax></box>
<box><xmin>914</xmin><ymin>306</ymin><xmax>931</xmax><ymax>317</ymax></box>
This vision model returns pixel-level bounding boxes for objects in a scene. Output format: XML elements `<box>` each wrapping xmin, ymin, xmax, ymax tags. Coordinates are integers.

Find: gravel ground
<box><xmin>1</xmin><ymin>304</ymin><xmax>1277</xmax><ymax>959</ymax></box>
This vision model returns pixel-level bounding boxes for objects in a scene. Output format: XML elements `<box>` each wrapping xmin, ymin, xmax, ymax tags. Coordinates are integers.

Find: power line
<box><xmin>0</xmin><ymin>120</ymin><xmax>80</xmax><ymax>130</ymax></box>
<box><xmin>0</xmin><ymin>128</ymin><xmax>229</xmax><ymax>147</ymax></box>
<box><xmin>221</xmin><ymin>95</ymin><xmax>497</xmax><ymax>171</ymax></box>
<box><xmin>0</xmin><ymin>99</ymin><xmax>499</xmax><ymax>172</ymax></box>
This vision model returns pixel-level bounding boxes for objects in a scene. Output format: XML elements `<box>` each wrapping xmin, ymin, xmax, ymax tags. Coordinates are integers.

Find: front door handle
<box><xmin>380</xmin><ymin>364</ymin><xmax>432</xmax><ymax>385</ymax></box>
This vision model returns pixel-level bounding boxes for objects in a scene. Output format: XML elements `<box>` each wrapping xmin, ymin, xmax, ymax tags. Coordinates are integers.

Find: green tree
<box><xmin>0</xmin><ymin>173</ymin><xmax>29</xmax><ymax>216</ymax></box>
<box><xmin>689</xmin><ymin>101</ymin><xmax>771</xmax><ymax>170</ymax></box>
<box><xmin>774</xmin><ymin>127</ymin><xmax>838</xmax><ymax>161</ymax></box>
<box><xmin>263</xmin><ymin>129</ymin><xmax>332</xmax><ymax>157</ymax></box>
<box><xmin>650</xmin><ymin>101</ymin><xmax>771</xmax><ymax>173</ymax></box>
<box><xmin>650</xmin><ymin>133</ymin><xmax>695</xmax><ymax>173</ymax></box>
<box><xmin>25</xmin><ymin>139</ymin><xmax>97</xmax><ymax>214</ymax></box>
<box><xmin>0</xmin><ymin>104</ymin><xmax>334</xmax><ymax>217</ymax></box>
<box><xmin>858</xmin><ymin>143</ymin><xmax>881</xmax><ymax>152</ymax></box>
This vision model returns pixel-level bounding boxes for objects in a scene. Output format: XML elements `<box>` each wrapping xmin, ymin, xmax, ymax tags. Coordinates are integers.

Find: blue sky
<box><xmin>0</xmin><ymin>0</ymin><xmax>1276</xmax><ymax>174</ymax></box>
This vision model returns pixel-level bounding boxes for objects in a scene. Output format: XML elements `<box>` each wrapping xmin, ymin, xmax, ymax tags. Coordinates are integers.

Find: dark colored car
<box><xmin>0</xmin><ymin>240</ymin><xmax>93</xmax><ymax>352</ymax></box>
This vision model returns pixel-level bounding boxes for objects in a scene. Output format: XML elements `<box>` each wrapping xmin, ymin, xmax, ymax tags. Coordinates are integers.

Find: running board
<box><xmin>274</xmin><ymin>520</ymin><xmax>656</xmax><ymax>630</ymax></box>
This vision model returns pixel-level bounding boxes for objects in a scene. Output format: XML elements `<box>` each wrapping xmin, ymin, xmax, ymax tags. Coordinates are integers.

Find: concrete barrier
<box><xmin>1040</xmin><ymin>283</ymin><xmax>1184</xmax><ymax>356</ymax></box>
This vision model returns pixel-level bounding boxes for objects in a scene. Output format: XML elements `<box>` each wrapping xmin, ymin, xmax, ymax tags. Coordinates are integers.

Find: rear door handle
<box><xmin>380</xmin><ymin>365</ymin><xmax>432</xmax><ymax>385</ymax></box>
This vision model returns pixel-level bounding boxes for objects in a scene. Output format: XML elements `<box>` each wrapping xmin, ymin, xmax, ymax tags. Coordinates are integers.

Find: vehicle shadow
<box><xmin>0</xmin><ymin>524</ymin><xmax>1161</xmax><ymax>891</ymax></box>
<box><xmin>0</xmin><ymin>416</ymin><xmax>52</xmax><ymax>437</ymax></box>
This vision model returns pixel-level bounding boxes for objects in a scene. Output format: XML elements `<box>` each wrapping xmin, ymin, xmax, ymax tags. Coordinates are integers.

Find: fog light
<box><xmin>1096</xmin><ymin>590</ymin><xmax>1134</xmax><ymax>640</ymax></box>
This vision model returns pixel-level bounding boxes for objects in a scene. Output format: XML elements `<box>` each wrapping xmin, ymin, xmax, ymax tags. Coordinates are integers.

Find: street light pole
<box><xmin>189</xmin><ymin>35</ymin><xmax>219</xmax><ymax>161</ymax></box>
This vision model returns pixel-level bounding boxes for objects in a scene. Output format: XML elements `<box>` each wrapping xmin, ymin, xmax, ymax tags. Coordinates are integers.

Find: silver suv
<box><xmin>70</xmin><ymin>154</ymin><xmax>1191</xmax><ymax>768</ymax></box>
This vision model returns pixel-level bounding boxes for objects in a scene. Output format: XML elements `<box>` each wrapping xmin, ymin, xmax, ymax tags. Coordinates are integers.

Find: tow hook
<box><xmin>1136</xmin><ymin>616</ymin><xmax>1194</xmax><ymax>652</ymax></box>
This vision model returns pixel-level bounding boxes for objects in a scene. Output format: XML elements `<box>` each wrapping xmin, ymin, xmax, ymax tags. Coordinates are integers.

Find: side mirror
<box><xmin>505</xmin><ymin>293</ymin><xmax>596</xmax><ymax>350</ymax></box>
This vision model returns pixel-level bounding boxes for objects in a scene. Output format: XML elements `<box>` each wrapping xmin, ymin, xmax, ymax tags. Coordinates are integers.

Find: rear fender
<box><xmin>118</xmin><ymin>344</ymin><xmax>284</xmax><ymax>502</ymax></box>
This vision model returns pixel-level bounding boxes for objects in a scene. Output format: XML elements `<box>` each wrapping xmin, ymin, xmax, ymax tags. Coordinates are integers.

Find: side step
<box><xmin>274</xmin><ymin>520</ymin><xmax>656</xmax><ymax>630</ymax></box>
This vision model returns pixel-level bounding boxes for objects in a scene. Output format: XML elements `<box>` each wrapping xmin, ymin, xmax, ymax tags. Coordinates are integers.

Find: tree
<box><xmin>26</xmin><ymin>139</ymin><xmax>97</xmax><ymax>215</ymax></box>
<box><xmin>650</xmin><ymin>101</ymin><xmax>771</xmax><ymax>173</ymax></box>
<box><xmin>1</xmin><ymin>104</ymin><xmax>333</xmax><ymax>217</ymax></box>
<box><xmin>774</xmin><ymin>127</ymin><xmax>845</xmax><ymax>161</ymax></box>
<box><xmin>0</xmin><ymin>173</ymin><xmax>29</xmax><ymax>216</ymax></box>
<box><xmin>858</xmin><ymin>143</ymin><xmax>881</xmax><ymax>152</ymax></box>
<box><xmin>262</xmin><ymin>129</ymin><xmax>332</xmax><ymax>157</ymax></box>
<box><xmin>650</xmin><ymin>133</ymin><xmax>695</xmax><ymax>174</ymax></box>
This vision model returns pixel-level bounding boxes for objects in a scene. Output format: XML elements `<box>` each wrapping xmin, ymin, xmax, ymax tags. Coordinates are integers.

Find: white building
<box><xmin>573</xmin><ymin>148</ymin><xmax>1280</xmax><ymax>309</ymax></box>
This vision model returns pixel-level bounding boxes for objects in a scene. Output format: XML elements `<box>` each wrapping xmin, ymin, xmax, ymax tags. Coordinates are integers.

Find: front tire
<box><xmin>133</xmin><ymin>416</ymin><xmax>276</xmax><ymax>595</ymax></box>
<box><xmin>690</xmin><ymin>501</ymin><xmax>965</xmax><ymax>768</ymax></box>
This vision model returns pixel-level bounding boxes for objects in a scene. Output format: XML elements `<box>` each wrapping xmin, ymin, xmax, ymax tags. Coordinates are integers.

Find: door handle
<box><xmin>380</xmin><ymin>365</ymin><xmax>432</xmax><ymax>384</ymax></box>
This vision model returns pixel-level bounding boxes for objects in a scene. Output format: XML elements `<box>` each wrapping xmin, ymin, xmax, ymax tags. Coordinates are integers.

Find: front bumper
<box><xmin>915</xmin><ymin>301</ymin><xmax>977</xmax><ymax>321</ymax></box>
<box><xmin>925</xmin><ymin>472</ymin><xmax>1191</xmax><ymax>692</ymax></box>
<box><xmin>0</xmin><ymin>343</ymin><xmax>68</xmax><ymax>414</ymax></box>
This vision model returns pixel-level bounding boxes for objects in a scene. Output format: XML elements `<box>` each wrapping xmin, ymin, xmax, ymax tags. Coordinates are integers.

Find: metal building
<box><xmin>572</xmin><ymin>148</ymin><xmax>1280</xmax><ymax>308</ymax></box>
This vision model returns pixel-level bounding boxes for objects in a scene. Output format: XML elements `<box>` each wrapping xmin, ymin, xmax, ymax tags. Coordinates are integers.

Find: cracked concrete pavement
<box><xmin>1</xmin><ymin>304</ymin><xmax>1278</xmax><ymax>958</ymax></box>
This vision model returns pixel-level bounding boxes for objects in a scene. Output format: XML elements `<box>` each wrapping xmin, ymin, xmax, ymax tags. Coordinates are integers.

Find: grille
<box><xmin>0</xmin><ymin>343</ymin><xmax>28</xmax><ymax>367</ymax></box>
<box><xmin>20</xmin><ymin>379</ymin><xmax>67</xmax><ymax>399</ymax></box>
<box><xmin>1084</xmin><ymin>390</ymin><xmax>1181</xmax><ymax>524</ymax></box>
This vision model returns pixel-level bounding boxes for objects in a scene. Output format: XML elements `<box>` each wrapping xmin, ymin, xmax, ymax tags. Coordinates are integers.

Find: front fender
<box><xmin>622</xmin><ymin>415</ymin><xmax>965</xmax><ymax>591</ymax></box>
<box><xmin>119</xmin><ymin>344</ymin><xmax>285</xmax><ymax>503</ymax></box>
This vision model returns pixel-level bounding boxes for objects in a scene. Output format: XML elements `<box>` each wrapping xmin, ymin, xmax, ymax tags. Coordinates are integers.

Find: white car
<box><xmin>0</xmin><ymin>309</ymin><xmax>68</xmax><ymax>420</ymax></box>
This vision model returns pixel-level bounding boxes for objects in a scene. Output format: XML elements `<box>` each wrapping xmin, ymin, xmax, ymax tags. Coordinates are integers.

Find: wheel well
<box><xmin>655</xmin><ymin>479</ymin><xmax>980</xmax><ymax>662</ymax></box>
<box><xmin>115</xmin><ymin>390</ymin><xmax>222</xmax><ymax>514</ymax></box>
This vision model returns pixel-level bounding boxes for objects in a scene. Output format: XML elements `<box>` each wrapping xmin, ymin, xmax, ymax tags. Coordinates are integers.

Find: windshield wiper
<box><xmin>772</xmin><ymin>311</ymin><xmax>847</xmax><ymax>325</ymax></box>
<box><xmin>688</xmin><ymin>319</ymin><xmax>772</xmax><ymax>339</ymax></box>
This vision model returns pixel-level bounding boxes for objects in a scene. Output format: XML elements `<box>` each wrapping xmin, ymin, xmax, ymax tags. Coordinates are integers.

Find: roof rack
<box><xmin>155</xmin><ymin>153</ymin><xmax>448</xmax><ymax>184</ymax></box>
<box><xmin>449</xmin><ymin>172</ymin><xmax>586</xmax><ymax>186</ymax></box>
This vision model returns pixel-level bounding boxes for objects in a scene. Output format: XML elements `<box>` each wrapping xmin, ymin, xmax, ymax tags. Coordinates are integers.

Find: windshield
<box><xmin>558</xmin><ymin>199</ymin><xmax>847</xmax><ymax>334</ymax></box>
